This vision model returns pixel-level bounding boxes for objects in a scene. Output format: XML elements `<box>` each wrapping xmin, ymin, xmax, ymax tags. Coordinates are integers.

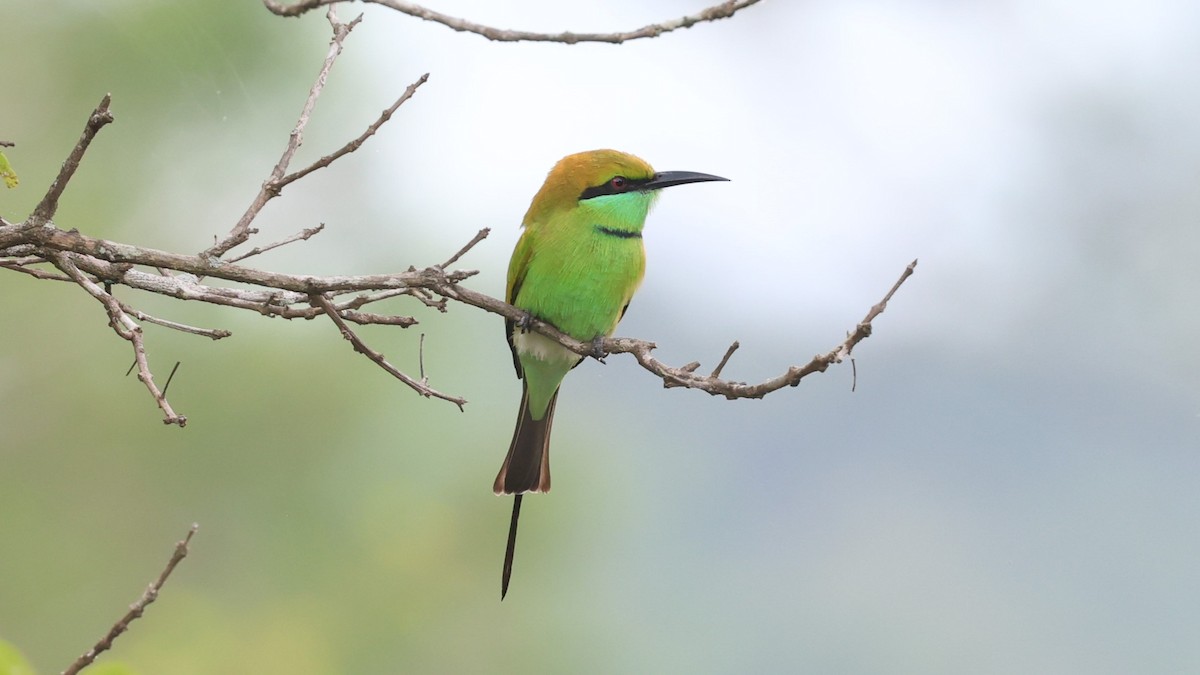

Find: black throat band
<box><xmin>593</xmin><ymin>225</ymin><xmax>642</xmax><ymax>239</ymax></box>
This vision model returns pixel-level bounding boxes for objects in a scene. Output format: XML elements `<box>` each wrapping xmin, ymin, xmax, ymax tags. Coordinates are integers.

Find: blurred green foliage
<box><xmin>0</xmin><ymin>640</ymin><xmax>37</xmax><ymax>675</ymax></box>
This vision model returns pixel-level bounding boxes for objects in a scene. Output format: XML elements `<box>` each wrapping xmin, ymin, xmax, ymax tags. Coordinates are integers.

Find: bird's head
<box><xmin>522</xmin><ymin>149</ymin><xmax>727</xmax><ymax>227</ymax></box>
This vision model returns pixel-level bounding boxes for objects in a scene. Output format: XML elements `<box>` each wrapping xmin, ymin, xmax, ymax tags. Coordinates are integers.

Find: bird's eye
<box><xmin>610</xmin><ymin>176</ymin><xmax>627</xmax><ymax>190</ymax></box>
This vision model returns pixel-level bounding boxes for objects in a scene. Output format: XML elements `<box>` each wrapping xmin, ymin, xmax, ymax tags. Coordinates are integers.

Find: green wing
<box><xmin>504</xmin><ymin>227</ymin><xmax>537</xmax><ymax>378</ymax></box>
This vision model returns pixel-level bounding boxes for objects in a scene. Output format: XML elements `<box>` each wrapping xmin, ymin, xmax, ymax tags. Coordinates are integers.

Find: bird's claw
<box><xmin>516</xmin><ymin>311</ymin><xmax>534</xmax><ymax>333</ymax></box>
<box><xmin>589</xmin><ymin>335</ymin><xmax>607</xmax><ymax>362</ymax></box>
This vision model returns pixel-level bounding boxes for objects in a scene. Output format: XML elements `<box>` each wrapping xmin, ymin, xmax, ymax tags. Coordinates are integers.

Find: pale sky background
<box><xmin>2</xmin><ymin>1</ymin><xmax>1198</xmax><ymax>673</ymax></box>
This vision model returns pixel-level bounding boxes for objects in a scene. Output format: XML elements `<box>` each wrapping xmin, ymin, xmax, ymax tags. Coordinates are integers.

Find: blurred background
<box><xmin>2</xmin><ymin>0</ymin><xmax>1198</xmax><ymax>672</ymax></box>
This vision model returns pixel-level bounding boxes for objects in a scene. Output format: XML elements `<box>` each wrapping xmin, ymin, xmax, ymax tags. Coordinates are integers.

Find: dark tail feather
<box><xmin>501</xmin><ymin>494</ymin><xmax>522</xmax><ymax>600</ymax></box>
<box><xmin>495</xmin><ymin>383</ymin><xmax>558</xmax><ymax>598</ymax></box>
<box><xmin>493</xmin><ymin>383</ymin><xmax>557</xmax><ymax>495</ymax></box>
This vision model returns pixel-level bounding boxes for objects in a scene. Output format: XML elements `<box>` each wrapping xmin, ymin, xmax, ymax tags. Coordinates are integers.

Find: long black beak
<box><xmin>641</xmin><ymin>170</ymin><xmax>729</xmax><ymax>191</ymax></box>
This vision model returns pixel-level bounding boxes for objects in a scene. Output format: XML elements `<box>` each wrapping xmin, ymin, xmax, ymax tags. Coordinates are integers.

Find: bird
<box><xmin>495</xmin><ymin>149</ymin><xmax>727</xmax><ymax>598</ymax></box>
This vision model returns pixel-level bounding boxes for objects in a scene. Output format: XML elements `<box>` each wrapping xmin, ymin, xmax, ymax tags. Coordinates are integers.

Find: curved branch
<box><xmin>4</xmin><ymin>213</ymin><xmax>916</xmax><ymax>413</ymax></box>
<box><xmin>428</xmin><ymin>261</ymin><xmax>917</xmax><ymax>400</ymax></box>
<box><xmin>262</xmin><ymin>0</ymin><xmax>762</xmax><ymax>44</ymax></box>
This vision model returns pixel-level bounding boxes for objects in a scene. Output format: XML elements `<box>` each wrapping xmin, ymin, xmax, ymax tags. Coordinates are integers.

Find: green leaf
<box><xmin>0</xmin><ymin>639</ymin><xmax>37</xmax><ymax>675</ymax></box>
<box><xmin>0</xmin><ymin>151</ymin><xmax>17</xmax><ymax>188</ymax></box>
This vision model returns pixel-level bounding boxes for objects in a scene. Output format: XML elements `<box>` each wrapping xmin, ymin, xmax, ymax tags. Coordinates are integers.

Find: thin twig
<box><xmin>119</xmin><ymin>300</ymin><xmax>233</xmax><ymax>339</ymax></box>
<box><xmin>418</xmin><ymin>333</ymin><xmax>426</xmax><ymax>380</ymax></box>
<box><xmin>403</xmin><ymin>286</ymin><xmax>449</xmax><ymax>311</ymax></box>
<box><xmin>202</xmin><ymin>10</ymin><xmax>363</xmax><ymax>260</ymax></box>
<box><xmin>0</xmin><ymin>258</ymin><xmax>72</xmax><ymax>281</ymax></box>
<box><xmin>276</xmin><ymin>73</ymin><xmax>430</xmax><ymax>189</ymax></box>
<box><xmin>263</xmin><ymin>0</ymin><xmax>762</xmax><ymax>44</ymax></box>
<box><xmin>226</xmin><ymin>223</ymin><xmax>326</xmax><ymax>264</ymax></box>
<box><xmin>50</xmin><ymin>252</ymin><xmax>187</xmax><ymax>426</ymax></box>
<box><xmin>162</xmin><ymin>361</ymin><xmax>182</xmax><ymax>396</ymax></box>
<box><xmin>28</xmin><ymin>95</ymin><xmax>113</xmax><ymax>227</ymax></box>
<box><xmin>311</xmin><ymin>293</ymin><xmax>466</xmax><ymax>409</ymax></box>
<box><xmin>834</xmin><ymin>258</ymin><xmax>917</xmax><ymax>362</ymax></box>
<box><xmin>439</xmin><ymin>228</ymin><xmax>490</xmax><ymax>268</ymax></box>
<box><xmin>710</xmin><ymin>341</ymin><xmax>739</xmax><ymax>378</ymax></box>
<box><xmin>338</xmin><ymin>310</ymin><xmax>418</xmax><ymax>326</ymax></box>
<box><xmin>62</xmin><ymin>524</ymin><xmax>199</xmax><ymax>675</ymax></box>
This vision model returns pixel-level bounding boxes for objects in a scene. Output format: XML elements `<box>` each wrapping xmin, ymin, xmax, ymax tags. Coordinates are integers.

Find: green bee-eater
<box><xmin>495</xmin><ymin>149</ymin><xmax>727</xmax><ymax>598</ymax></box>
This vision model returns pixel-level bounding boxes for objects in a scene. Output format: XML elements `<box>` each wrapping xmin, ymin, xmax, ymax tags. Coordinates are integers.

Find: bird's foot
<box><xmin>516</xmin><ymin>310</ymin><xmax>535</xmax><ymax>333</ymax></box>
<box><xmin>589</xmin><ymin>335</ymin><xmax>607</xmax><ymax>363</ymax></box>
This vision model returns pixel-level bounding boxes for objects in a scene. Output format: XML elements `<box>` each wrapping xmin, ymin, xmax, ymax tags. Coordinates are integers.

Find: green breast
<box><xmin>514</xmin><ymin>224</ymin><xmax>646</xmax><ymax>341</ymax></box>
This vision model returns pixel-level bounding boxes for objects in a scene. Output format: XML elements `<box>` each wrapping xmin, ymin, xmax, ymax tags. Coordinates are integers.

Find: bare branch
<box><xmin>311</xmin><ymin>293</ymin><xmax>466</xmax><ymax>409</ymax></box>
<box><xmin>62</xmin><ymin>524</ymin><xmax>198</xmax><ymax>675</ymax></box>
<box><xmin>118</xmin><ymin>300</ymin><xmax>233</xmax><ymax>340</ymax></box>
<box><xmin>834</xmin><ymin>258</ymin><xmax>916</xmax><ymax>362</ymax></box>
<box><xmin>263</xmin><ymin>0</ymin><xmax>763</xmax><ymax>44</ymax></box>
<box><xmin>15</xmin><ymin>223</ymin><xmax>456</xmax><ymax>293</ymax></box>
<box><xmin>226</xmin><ymin>223</ymin><xmax>326</xmax><ymax>264</ymax></box>
<box><xmin>202</xmin><ymin>9</ymin><xmax>364</xmax><ymax>260</ymax></box>
<box><xmin>276</xmin><ymin>73</ymin><xmax>430</xmax><ymax>189</ymax></box>
<box><xmin>439</xmin><ymin>227</ymin><xmax>490</xmax><ymax>269</ymax></box>
<box><xmin>49</xmin><ymin>252</ymin><xmax>188</xmax><ymax>426</ymax></box>
<box><xmin>0</xmin><ymin>256</ymin><xmax>72</xmax><ymax>281</ymax></box>
<box><xmin>28</xmin><ymin>94</ymin><xmax>113</xmax><ymax>227</ymax></box>
<box><xmin>710</xmin><ymin>341</ymin><xmax>740</xmax><ymax>378</ymax></box>
<box><xmin>427</xmin><ymin>261</ymin><xmax>918</xmax><ymax>400</ymax></box>
<box><xmin>47</xmin><ymin>241</ymin><xmax>426</xmax><ymax>327</ymax></box>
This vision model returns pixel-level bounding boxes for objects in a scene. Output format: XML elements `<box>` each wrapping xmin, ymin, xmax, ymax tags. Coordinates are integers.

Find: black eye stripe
<box><xmin>579</xmin><ymin>175</ymin><xmax>649</xmax><ymax>200</ymax></box>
